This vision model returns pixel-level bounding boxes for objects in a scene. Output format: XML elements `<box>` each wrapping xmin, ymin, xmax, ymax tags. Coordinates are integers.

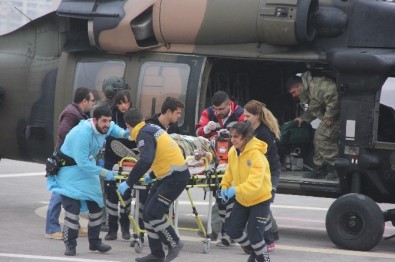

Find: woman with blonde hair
<box><xmin>244</xmin><ymin>100</ymin><xmax>281</xmax><ymax>252</ymax></box>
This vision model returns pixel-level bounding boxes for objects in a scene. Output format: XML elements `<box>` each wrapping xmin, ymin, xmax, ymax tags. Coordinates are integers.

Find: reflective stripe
<box><xmin>89</xmin><ymin>211</ymin><xmax>102</xmax><ymax>219</ymax></box>
<box><xmin>106</xmin><ymin>200</ymin><xmax>118</xmax><ymax>209</ymax></box>
<box><xmin>65</xmin><ymin>211</ymin><xmax>79</xmax><ymax>221</ymax></box>
<box><xmin>107</xmin><ymin>209</ymin><xmax>119</xmax><ymax>216</ymax></box>
<box><xmin>64</xmin><ymin>220</ymin><xmax>79</xmax><ymax>230</ymax></box>
<box><xmin>88</xmin><ymin>218</ymin><xmax>102</xmax><ymax>227</ymax></box>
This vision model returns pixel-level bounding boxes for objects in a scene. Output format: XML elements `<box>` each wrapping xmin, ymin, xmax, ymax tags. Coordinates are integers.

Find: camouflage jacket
<box><xmin>300</xmin><ymin>71</ymin><xmax>340</xmax><ymax>123</ymax></box>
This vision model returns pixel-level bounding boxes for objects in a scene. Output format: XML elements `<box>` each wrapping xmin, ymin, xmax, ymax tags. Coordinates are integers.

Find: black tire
<box><xmin>325</xmin><ymin>193</ymin><xmax>384</xmax><ymax>251</ymax></box>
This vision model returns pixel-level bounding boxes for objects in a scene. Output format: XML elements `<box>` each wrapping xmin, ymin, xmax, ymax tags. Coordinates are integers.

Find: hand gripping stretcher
<box><xmin>112</xmin><ymin>134</ymin><xmax>226</xmax><ymax>254</ymax></box>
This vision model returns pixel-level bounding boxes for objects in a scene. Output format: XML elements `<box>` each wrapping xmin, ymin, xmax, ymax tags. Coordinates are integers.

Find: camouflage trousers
<box><xmin>313</xmin><ymin>120</ymin><xmax>339</xmax><ymax>167</ymax></box>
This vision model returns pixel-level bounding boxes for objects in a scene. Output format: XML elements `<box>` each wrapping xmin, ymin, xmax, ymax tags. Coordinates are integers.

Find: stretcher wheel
<box><xmin>134</xmin><ymin>239</ymin><xmax>144</xmax><ymax>253</ymax></box>
<box><xmin>202</xmin><ymin>238</ymin><xmax>211</xmax><ymax>254</ymax></box>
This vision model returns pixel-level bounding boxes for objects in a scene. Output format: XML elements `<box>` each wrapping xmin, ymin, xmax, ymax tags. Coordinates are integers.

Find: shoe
<box><xmin>247</xmin><ymin>253</ymin><xmax>256</xmax><ymax>262</ymax></box>
<box><xmin>45</xmin><ymin>232</ymin><xmax>63</xmax><ymax>240</ymax></box>
<box><xmin>165</xmin><ymin>241</ymin><xmax>183</xmax><ymax>262</ymax></box>
<box><xmin>303</xmin><ymin>165</ymin><xmax>327</xmax><ymax>179</ymax></box>
<box><xmin>326</xmin><ymin>165</ymin><xmax>338</xmax><ymax>180</ymax></box>
<box><xmin>78</xmin><ymin>227</ymin><xmax>87</xmax><ymax>237</ymax></box>
<box><xmin>220</xmin><ymin>234</ymin><xmax>232</xmax><ymax>247</ymax></box>
<box><xmin>64</xmin><ymin>246</ymin><xmax>76</xmax><ymax>256</ymax></box>
<box><xmin>267</xmin><ymin>242</ymin><xmax>275</xmax><ymax>252</ymax></box>
<box><xmin>100</xmin><ymin>222</ymin><xmax>109</xmax><ymax>232</ymax></box>
<box><xmin>241</xmin><ymin>245</ymin><xmax>253</xmax><ymax>254</ymax></box>
<box><xmin>135</xmin><ymin>253</ymin><xmax>165</xmax><ymax>262</ymax></box>
<box><xmin>89</xmin><ymin>241</ymin><xmax>112</xmax><ymax>253</ymax></box>
<box><xmin>122</xmin><ymin>229</ymin><xmax>131</xmax><ymax>240</ymax></box>
<box><xmin>104</xmin><ymin>231</ymin><xmax>117</xmax><ymax>240</ymax></box>
<box><xmin>111</xmin><ymin>140</ymin><xmax>139</xmax><ymax>159</ymax></box>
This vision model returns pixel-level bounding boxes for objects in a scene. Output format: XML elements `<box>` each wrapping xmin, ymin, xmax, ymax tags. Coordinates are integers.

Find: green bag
<box><xmin>280</xmin><ymin>121</ymin><xmax>313</xmax><ymax>145</ymax></box>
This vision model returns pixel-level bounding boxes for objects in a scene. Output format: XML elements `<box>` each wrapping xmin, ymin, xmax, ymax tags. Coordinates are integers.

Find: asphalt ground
<box><xmin>1</xmin><ymin>159</ymin><xmax>395</xmax><ymax>262</ymax></box>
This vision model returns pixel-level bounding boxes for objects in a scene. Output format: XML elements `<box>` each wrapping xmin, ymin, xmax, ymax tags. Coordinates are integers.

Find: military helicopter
<box><xmin>1</xmin><ymin>0</ymin><xmax>395</xmax><ymax>252</ymax></box>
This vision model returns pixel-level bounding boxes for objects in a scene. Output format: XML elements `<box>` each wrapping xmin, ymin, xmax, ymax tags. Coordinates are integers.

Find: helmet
<box><xmin>102</xmin><ymin>76</ymin><xmax>130</xmax><ymax>99</ymax></box>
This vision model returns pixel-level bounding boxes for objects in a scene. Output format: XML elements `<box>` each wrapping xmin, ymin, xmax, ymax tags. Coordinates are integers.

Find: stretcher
<box><xmin>113</xmin><ymin>154</ymin><xmax>226</xmax><ymax>254</ymax></box>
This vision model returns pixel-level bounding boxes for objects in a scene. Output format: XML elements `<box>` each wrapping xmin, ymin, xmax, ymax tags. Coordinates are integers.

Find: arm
<box><xmin>126</xmin><ymin>132</ymin><xmax>156</xmax><ymax>186</ymax></box>
<box><xmin>56</xmin><ymin>114</ymin><xmax>80</xmax><ymax>150</ymax></box>
<box><xmin>107</xmin><ymin>121</ymin><xmax>130</xmax><ymax>139</ymax></box>
<box><xmin>220</xmin><ymin>148</ymin><xmax>235</xmax><ymax>189</ymax></box>
<box><xmin>195</xmin><ymin>109</ymin><xmax>213</xmax><ymax>137</ymax></box>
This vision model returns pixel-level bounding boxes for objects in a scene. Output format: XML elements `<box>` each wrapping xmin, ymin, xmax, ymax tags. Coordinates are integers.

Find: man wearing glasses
<box><xmin>45</xmin><ymin>87</ymin><xmax>96</xmax><ymax>241</ymax></box>
<box><xmin>196</xmin><ymin>91</ymin><xmax>244</xmax><ymax>138</ymax></box>
<box><xmin>195</xmin><ymin>90</ymin><xmax>244</xmax><ymax>247</ymax></box>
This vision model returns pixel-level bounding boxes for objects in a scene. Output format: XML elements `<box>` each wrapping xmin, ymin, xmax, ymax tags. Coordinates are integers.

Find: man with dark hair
<box><xmin>146</xmin><ymin>96</ymin><xmax>184</xmax><ymax>134</ymax></box>
<box><xmin>47</xmin><ymin>106</ymin><xmax>130</xmax><ymax>256</ymax></box>
<box><xmin>286</xmin><ymin>71</ymin><xmax>340</xmax><ymax>180</ymax></box>
<box><xmin>196</xmin><ymin>90</ymin><xmax>244</xmax><ymax>138</ymax></box>
<box><xmin>118</xmin><ymin>108</ymin><xmax>190</xmax><ymax>262</ymax></box>
<box><xmin>45</xmin><ymin>87</ymin><xmax>95</xmax><ymax>240</ymax></box>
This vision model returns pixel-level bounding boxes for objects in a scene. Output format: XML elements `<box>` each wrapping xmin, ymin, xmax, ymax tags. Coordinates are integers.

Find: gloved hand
<box><xmin>144</xmin><ymin>174</ymin><xmax>153</xmax><ymax>184</ymax></box>
<box><xmin>123</xmin><ymin>128</ymin><xmax>131</xmax><ymax>139</ymax></box>
<box><xmin>104</xmin><ymin>170</ymin><xmax>116</xmax><ymax>181</ymax></box>
<box><xmin>118</xmin><ymin>181</ymin><xmax>130</xmax><ymax>195</ymax></box>
<box><xmin>227</xmin><ymin>186</ymin><xmax>236</xmax><ymax>199</ymax></box>
<box><xmin>203</xmin><ymin>121</ymin><xmax>217</xmax><ymax>134</ymax></box>
<box><xmin>220</xmin><ymin>188</ymin><xmax>228</xmax><ymax>200</ymax></box>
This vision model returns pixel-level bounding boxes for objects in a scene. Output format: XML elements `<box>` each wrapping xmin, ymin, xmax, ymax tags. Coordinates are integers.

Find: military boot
<box><xmin>303</xmin><ymin>165</ymin><xmax>327</xmax><ymax>179</ymax></box>
<box><xmin>326</xmin><ymin>165</ymin><xmax>338</xmax><ymax>180</ymax></box>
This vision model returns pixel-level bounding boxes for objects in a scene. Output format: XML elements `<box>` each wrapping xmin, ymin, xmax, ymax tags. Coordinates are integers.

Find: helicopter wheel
<box><xmin>325</xmin><ymin>193</ymin><xmax>384</xmax><ymax>251</ymax></box>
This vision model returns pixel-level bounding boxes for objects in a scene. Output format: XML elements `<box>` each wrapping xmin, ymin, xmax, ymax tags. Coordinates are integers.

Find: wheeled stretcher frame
<box><xmin>113</xmin><ymin>156</ymin><xmax>224</xmax><ymax>254</ymax></box>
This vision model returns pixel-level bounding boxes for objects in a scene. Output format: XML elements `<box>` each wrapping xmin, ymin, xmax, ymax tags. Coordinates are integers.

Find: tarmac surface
<box><xmin>1</xmin><ymin>159</ymin><xmax>395</xmax><ymax>262</ymax></box>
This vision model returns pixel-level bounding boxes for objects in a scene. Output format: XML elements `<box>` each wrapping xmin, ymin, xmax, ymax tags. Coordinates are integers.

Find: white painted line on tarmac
<box><xmin>277</xmin><ymin>244</ymin><xmax>395</xmax><ymax>259</ymax></box>
<box><xmin>0</xmin><ymin>253</ymin><xmax>120</xmax><ymax>261</ymax></box>
<box><xmin>0</xmin><ymin>172</ymin><xmax>44</xmax><ymax>178</ymax></box>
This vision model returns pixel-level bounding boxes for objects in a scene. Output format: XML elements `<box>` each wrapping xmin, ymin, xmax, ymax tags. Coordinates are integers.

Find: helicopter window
<box><xmin>378</xmin><ymin>77</ymin><xmax>395</xmax><ymax>142</ymax></box>
<box><xmin>73</xmin><ymin>60</ymin><xmax>126</xmax><ymax>104</ymax></box>
<box><xmin>137</xmin><ymin>62</ymin><xmax>190</xmax><ymax>125</ymax></box>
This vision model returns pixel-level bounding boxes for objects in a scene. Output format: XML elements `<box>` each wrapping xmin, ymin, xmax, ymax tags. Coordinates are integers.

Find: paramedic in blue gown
<box><xmin>47</xmin><ymin>106</ymin><xmax>130</xmax><ymax>256</ymax></box>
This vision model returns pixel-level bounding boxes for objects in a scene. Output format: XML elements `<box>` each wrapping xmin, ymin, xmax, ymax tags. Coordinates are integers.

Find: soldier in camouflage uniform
<box><xmin>286</xmin><ymin>71</ymin><xmax>340</xmax><ymax>180</ymax></box>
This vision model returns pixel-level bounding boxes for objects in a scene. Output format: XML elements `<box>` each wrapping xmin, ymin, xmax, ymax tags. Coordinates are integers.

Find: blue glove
<box><xmin>118</xmin><ymin>181</ymin><xmax>130</xmax><ymax>195</ymax></box>
<box><xmin>144</xmin><ymin>174</ymin><xmax>153</xmax><ymax>184</ymax></box>
<box><xmin>220</xmin><ymin>188</ymin><xmax>228</xmax><ymax>200</ymax></box>
<box><xmin>104</xmin><ymin>170</ymin><xmax>116</xmax><ymax>181</ymax></box>
<box><xmin>123</xmin><ymin>129</ymin><xmax>131</xmax><ymax>139</ymax></box>
<box><xmin>227</xmin><ymin>186</ymin><xmax>236</xmax><ymax>199</ymax></box>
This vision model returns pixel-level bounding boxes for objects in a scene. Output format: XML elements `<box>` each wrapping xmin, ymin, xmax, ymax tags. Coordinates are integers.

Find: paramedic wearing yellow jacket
<box><xmin>221</xmin><ymin>121</ymin><xmax>271</xmax><ymax>262</ymax></box>
<box><xmin>117</xmin><ymin>108</ymin><xmax>190</xmax><ymax>262</ymax></box>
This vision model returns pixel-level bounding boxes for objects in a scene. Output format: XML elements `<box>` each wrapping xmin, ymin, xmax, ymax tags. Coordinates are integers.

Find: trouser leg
<box><xmin>143</xmin><ymin>172</ymin><xmax>189</xmax><ymax>258</ymax></box>
<box><xmin>247</xmin><ymin>201</ymin><xmax>271</xmax><ymax>262</ymax></box>
<box><xmin>86</xmin><ymin>200</ymin><xmax>103</xmax><ymax>244</ymax></box>
<box><xmin>217</xmin><ymin>197</ymin><xmax>235</xmax><ymax>235</ymax></box>
<box><xmin>105</xmin><ymin>181</ymin><xmax>120</xmax><ymax>233</ymax></box>
<box><xmin>264</xmin><ymin>210</ymin><xmax>274</xmax><ymax>244</ymax></box>
<box><xmin>46</xmin><ymin>192</ymin><xmax>62</xmax><ymax>234</ymax></box>
<box><xmin>60</xmin><ymin>195</ymin><xmax>80</xmax><ymax>249</ymax></box>
<box><xmin>226</xmin><ymin>201</ymin><xmax>251</xmax><ymax>249</ymax></box>
<box><xmin>138</xmin><ymin>188</ymin><xmax>149</xmax><ymax>231</ymax></box>
<box><xmin>119</xmin><ymin>188</ymin><xmax>132</xmax><ymax>230</ymax></box>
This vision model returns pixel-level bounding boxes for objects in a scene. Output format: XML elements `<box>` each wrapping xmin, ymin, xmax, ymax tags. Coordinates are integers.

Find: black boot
<box><xmin>135</xmin><ymin>254</ymin><xmax>165</xmax><ymax>262</ymax></box>
<box><xmin>104</xmin><ymin>231</ymin><xmax>117</xmax><ymax>240</ymax></box>
<box><xmin>165</xmin><ymin>241</ymin><xmax>184</xmax><ymax>262</ymax></box>
<box><xmin>89</xmin><ymin>240</ymin><xmax>112</xmax><ymax>253</ymax></box>
<box><xmin>247</xmin><ymin>253</ymin><xmax>256</xmax><ymax>262</ymax></box>
<box><xmin>122</xmin><ymin>228</ymin><xmax>131</xmax><ymax>240</ymax></box>
<box><xmin>303</xmin><ymin>165</ymin><xmax>327</xmax><ymax>179</ymax></box>
<box><xmin>326</xmin><ymin>165</ymin><xmax>338</xmax><ymax>180</ymax></box>
<box><xmin>64</xmin><ymin>246</ymin><xmax>76</xmax><ymax>256</ymax></box>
